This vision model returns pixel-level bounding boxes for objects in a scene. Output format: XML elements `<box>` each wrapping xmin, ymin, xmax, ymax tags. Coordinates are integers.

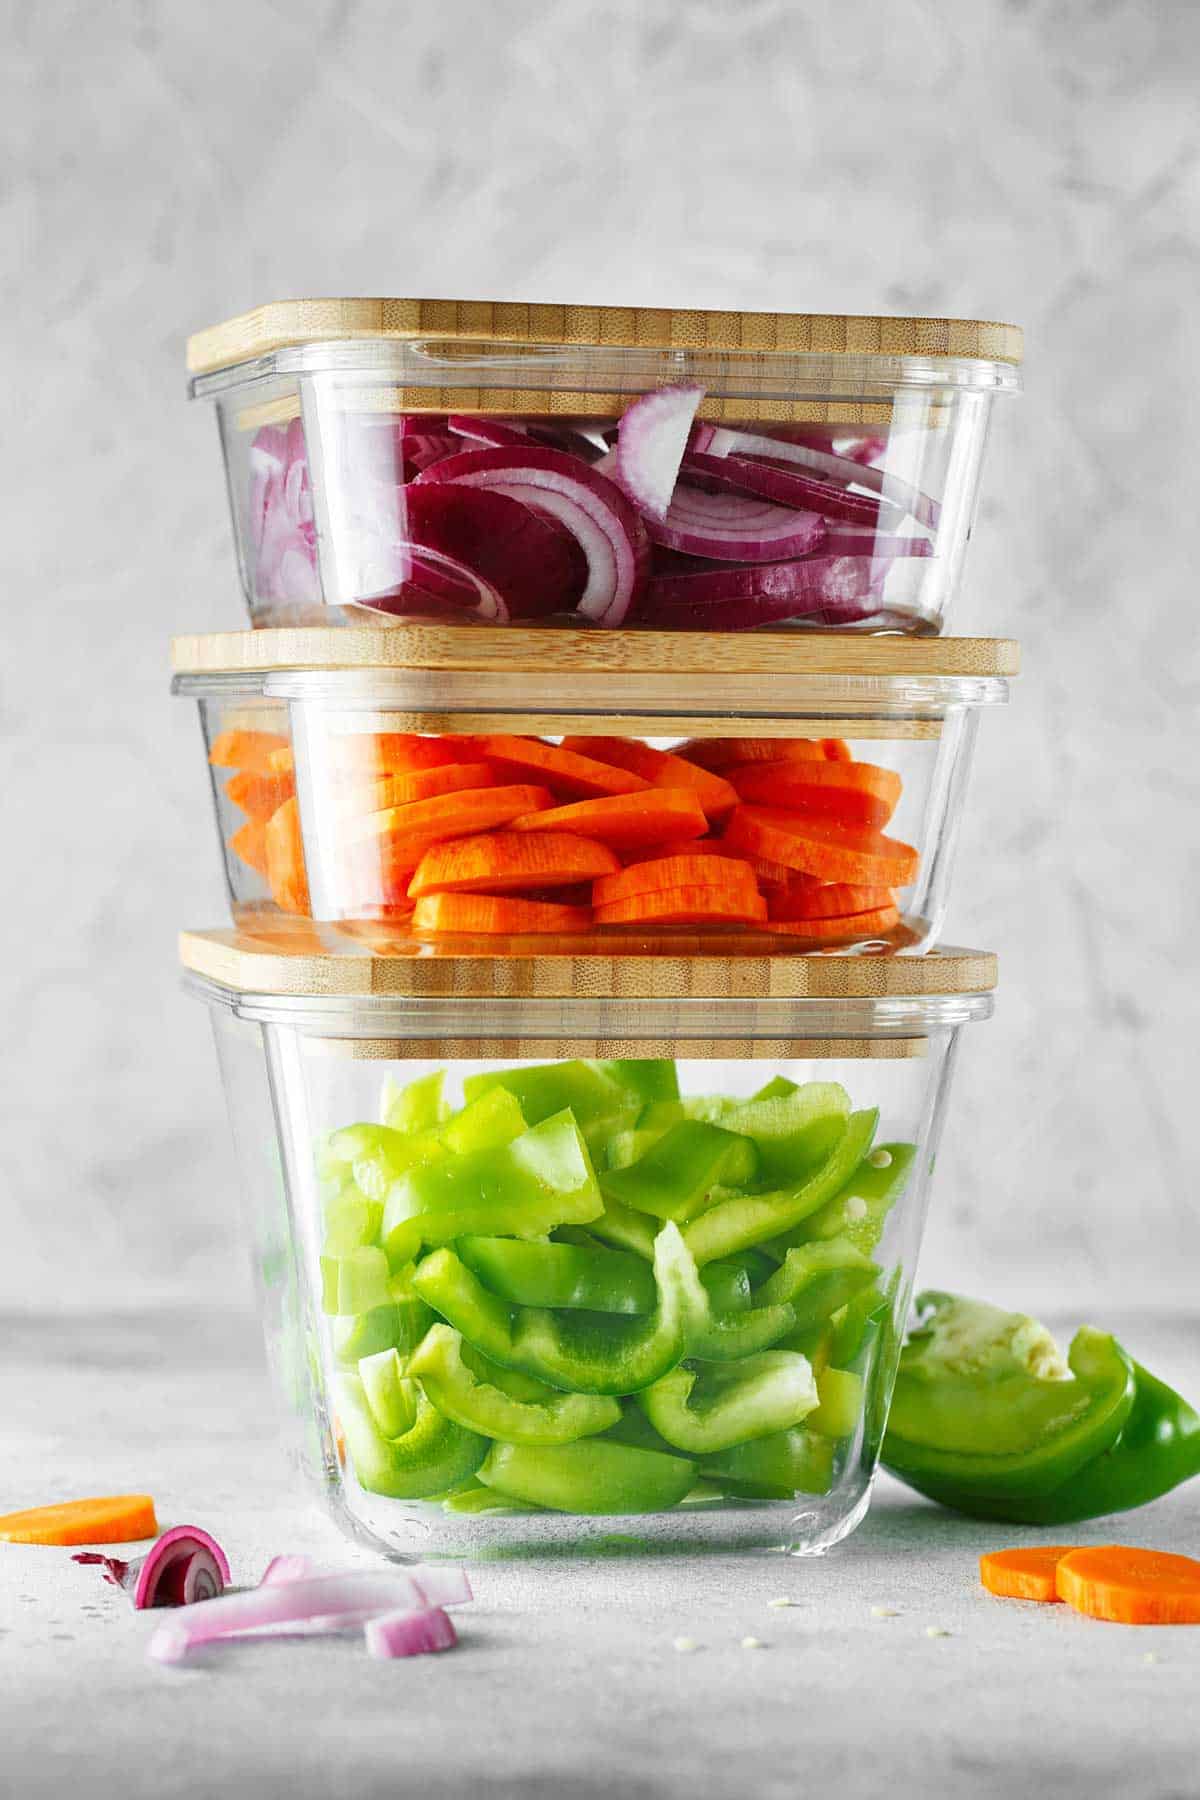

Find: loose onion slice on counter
<box><xmin>73</xmin><ymin>1526</ymin><xmax>231</xmax><ymax>1609</ymax></box>
<box><xmin>365</xmin><ymin>1606</ymin><xmax>458</xmax><ymax>1660</ymax></box>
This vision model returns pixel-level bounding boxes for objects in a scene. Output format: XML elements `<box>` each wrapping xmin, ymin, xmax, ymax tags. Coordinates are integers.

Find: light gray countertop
<box><xmin>2</xmin><ymin>1308</ymin><xmax>1197</xmax><ymax>1800</ymax></box>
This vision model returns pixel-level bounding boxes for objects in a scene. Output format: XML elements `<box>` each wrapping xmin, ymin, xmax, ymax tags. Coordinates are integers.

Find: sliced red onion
<box><xmin>365</xmin><ymin>1606</ymin><xmax>458</xmax><ymax>1660</ymax></box>
<box><xmin>74</xmin><ymin>1527</ymin><xmax>231</xmax><ymax>1610</ymax></box>
<box><xmin>637</xmin><ymin>556</ymin><xmax>883</xmax><ymax>628</ymax></box>
<box><xmin>416</xmin><ymin>446</ymin><xmax>649</xmax><ymax>627</ymax></box>
<box><xmin>706</xmin><ymin>426</ymin><xmax>939</xmax><ymax>527</ymax></box>
<box><xmin>769</xmin><ymin>424</ymin><xmax>889</xmax><ymax>465</ymax></box>
<box><xmin>642</xmin><ymin>478</ymin><xmax>826</xmax><ymax>564</ymax></box>
<box><xmin>260</xmin><ymin>1554</ymin><xmax>317</xmax><ymax>1586</ymax></box>
<box><xmin>613</xmin><ymin>385</ymin><xmax>704</xmax><ymax>521</ymax></box>
<box><xmin>818</xmin><ymin>526</ymin><xmax>933</xmax><ymax>558</ymax></box>
<box><xmin>681</xmin><ymin>452</ymin><xmax>899</xmax><ymax>530</ymax></box>
<box><xmin>147</xmin><ymin>1567</ymin><xmax>471</xmax><ymax>1664</ymax></box>
<box><xmin>447</xmin><ymin>415</ymin><xmax>533</xmax><ymax>449</ymax></box>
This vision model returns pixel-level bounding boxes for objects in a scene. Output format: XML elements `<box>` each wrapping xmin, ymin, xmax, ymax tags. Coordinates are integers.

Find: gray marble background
<box><xmin>3</xmin><ymin>0</ymin><xmax>1197</xmax><ymax>1321</ymax></box>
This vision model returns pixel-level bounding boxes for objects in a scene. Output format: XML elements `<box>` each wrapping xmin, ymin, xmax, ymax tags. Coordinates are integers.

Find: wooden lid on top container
<box><xmin>187</xmin><ymin>298</ymin><xmax>1024</xmax><ymax>378</ymax></box>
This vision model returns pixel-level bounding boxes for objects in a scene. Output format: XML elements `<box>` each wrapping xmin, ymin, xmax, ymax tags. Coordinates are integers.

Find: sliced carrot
<box><xmin>347</xmin><ymin>784</ymin><xmax>553</xmax><ymax>846</ymax></box>
<box><xmin>412</xmin><ymin>893</ymin><xmax>592</xmax><ymax>935</ymax></box>
<box><xmin>594</xmin><ymin>884</ymin><xmax>769</xmax><ymax>927</ymax></box>
<box><xmin>268</xmin><ymin>745</ymin><xmax>296</xmax><ymax>775</ymax></box>
<box><xmin>265</xmin><ymin>796</ymin><xmax>311</xmax><ymax>915</ymax></box>
<box><xmin>1055</xmin><ymin>1546</ymin><xmax>1200</xmax><ymax>1625</ymax></box>
<box><xmin>208</xmin><ymin>729</ymin><xmax>290</xmax><ymax>774</ymax></box>
<box><xmin>409</xmin><ymin>831</ymin><xmax>620</xmax><ymax>898</ymax></box>
<box><xmin>764</xmin><ymin>905</ymin><xmax>900</xmax><ymax>940</ymax></box>
<box><xmin>675</xmin><ymin>736</ymin><xmax>851</xmax><ymax>771</ymax></box>
<box><xmin>680</xmin><ymin>836</ymin><xmax>805</xmax><ymax>888</ymax></box>
<box><xmin>475</xmin><ymin>735</ymin><xmax>650</xmax><ymax>799</ymax></box>
<box><xmin>593</xmin><ymin>854</ymin><xmax>760</xmax><ymax>909</ymax></box>
<box><xmin>330</xmin><ymin>733</ymin><xmax>468</xmax><ymax>777</ymax></box>
<box><xmin>0</xmin><ymin>1495</ymin><xmax>158</xmax><ymax>1546</ymax></box>
<box><xmin>559</xmin><ymin>736</ymin><xmax>737</xmax><ymax>821</ymax></box>
<box><xmin>510</xmin><ymin>789</ymin><xmax>708</xmax><ymax>851</ymax></box>
<box><xmin>767</xmin><ymin>881</ymin><xmax>895</xmax><ymax>922</ymax></box>
<box><xmin>980</xmin><ymin>1547</ymin><xmax>1078</xmax><ymax>1604</ymax></box>
<box><xmin>731</xmin><ymin>759</ymin><xmax>902</xmax><ymax>830</ymax></box>
<box><xmin>723</xmin><ymin>806</ymin><xmax>919</xmax><ymax>888</ymax></box>
<box><xmin>225</xmin><ymin>769</ymin><xmax>297</xmax><ymax>820</ymax></box>
<box><xmin>342</xmin><ymin>762</ymin><xmax>496</xmax><ymax>817</ymax></box>
<box><xmin>228</xmin><ymin>817</ymin><xmax>270</xmax><ymax>879</ymax></box>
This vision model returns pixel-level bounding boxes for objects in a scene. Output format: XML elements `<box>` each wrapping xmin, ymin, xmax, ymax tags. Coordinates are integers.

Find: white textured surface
<box><xmin>3</xmin><ymin>0</ymin><xmax>1200</xmax><ymax>1315</ymax></box>
<box><xmin>1</xmin><ymin>1309</ymin><xmax>1198</xmax><ymax>1799</ymax></box>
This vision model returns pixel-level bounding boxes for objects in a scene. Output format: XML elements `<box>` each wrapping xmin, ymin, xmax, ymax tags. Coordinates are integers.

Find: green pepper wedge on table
<box><xmin>882</xmin><ymin>1291</ymin><xmax>1200</xmax><ymax>1523</ymax></box>
<box><xmin>412</xmin><ymin>1221</ymin><xmax>709</xmax><ymax>1395</ymax></box>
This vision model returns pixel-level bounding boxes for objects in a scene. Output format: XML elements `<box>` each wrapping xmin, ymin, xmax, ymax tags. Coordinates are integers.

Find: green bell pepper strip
<box><xmin>382</xmin><ymin>1110</ymin><xmax>602</xmax><ymax>1250</ymax></box>
<box><xmin>749</xmin><ymin>1075</ymin><xmax>798</xmax><ymax>1102</ymax></box>
<box><xmin>329</xmin><ymin>1274</ymin><xmax>434</xmax><ymax>1365</ymax></box>
<box><xmin>700</xmin><ymin>1427</ymin><xmax>835</xmax><ymax>1499</ymax></box>
<box><xmin>784</xmin><ymin>1142</ymin><xmax>916</xmax><ymax>1259</ymax></box>
<box><xmin>320</xmin><ymin>1246</ymin><xmax>393</xmax><ymax>1316</ymax></box>
<box><xmin>411</xmin><ymin>1221</ymin><xmax>709</xmax><ymax>1396</ymax></box>
<box><xmin>690</xmin><ymin>1298</ymin><xmax>797</xmax><ymax>1361</ymax></box>
<box><xmin>322</xmin><ymin>1192</ymin><xmax>384</xmax><ymax>1255</ymax></box>
<box><xmin>598</xmin><ymin>1059</ymin><xmax>680</xmax><ymax>1105</ymax></box>
<box><xmin>586</xmin><ymin>1196</ymin><xmax>659</xmax><ymax>1259</ymax></box>
<box><xmin>807</xmin><ymin>1367</ymin><xmax>863</xmax><ymax>1438</ymax></box>
<box><xmin>457</xmin><ymin>1234</ymin><xmax>750</xmax><ymax>1318</ymax></box>
<box><xmin>380</xmin><ymin>1068</ymin><xmax>450</xmax><ymax>1133</ymax></box>
<box><xmin>324</xmin><ymin>1120</ymin><xmax>445</xmax><ymax>1204</ymax></box>
<box><xmin>638</xmin><ymin>1351</ymin><xmax>819</xmax><ymax>1454</ymax></box>
<box><xmin>358</xmin><ymin>1346</ymin><xmax>417</xmax><ymax>1438</ymax></box>
<box><xmin>828</xmin><ymin>1285</ymin><xmax>889</xmax><ymax>1368</ymax></box>
<box><xmin>337</xmin><ymin>1371</ymin><xmax>488</xmax><ymax>1500</ymax></box>
<box><xmin>599</xmin><ymin>1121</ymin><xmax>759</xmax><ymax>1223</ymax></box>
<box><xmin>757</xmin><ymin>1238</ymin><xmax>880</xmax><ymax>1331</ymax></box>
<box><xmin>463</xmin><ymin>1059</ymin><xmax>642</xmax><ymax>1145</ymax></box>
<box><xmin>721</xmin><ymin>1084</ymin><xmax>851</xmax><ymax>1184</ymax></box>
<box><xmin>477</xmin><ymin>1438</ymin><xmax>696</xmax><ymax>1514</ymax></box>
<box><xmin>439</xmin><ymin>1086</ymin><xmax>527</xmax><ymax>1156</ymax></box>
<box><xmin>441</xmin><ymin>1481</ymin><xmax>543</xmax><ymax>1516</ymax></box>
<box><xmin>682</xmin><ymin>1110</ymin><xmax>879</xmax><ymax>1266</ymax></box>
<box><xmin>408</xmin><ymin>1324</ymin><xmax>621</xmax><ymax>1445</ymax></box>
<box><xmin>882</xmin><ymin>1292</ymin><xmax>1136</xmax><ymax>1499</ymax></box>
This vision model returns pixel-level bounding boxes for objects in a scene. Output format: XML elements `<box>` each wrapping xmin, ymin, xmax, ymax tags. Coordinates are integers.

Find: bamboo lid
<box><xmin>179</xmin><ymin>926</ymin><xmax>997</xmax><ymax>1002</ymax></box>
<box><xmin>187</xmin><ymin>298</ymin><xmax>1023</xmax><ymax>378</ymax></box>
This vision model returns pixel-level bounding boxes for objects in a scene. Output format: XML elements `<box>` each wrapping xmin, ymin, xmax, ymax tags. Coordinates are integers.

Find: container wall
<box><xmin>198</xmin><ymin>698</ymin><xmax>981</xmax><ymax>954</ymax></box>
<box><xmin>240</xmin><ymin>1032</ymin><xmax>961</xmax><ymax>1558</ymax></box>
<box><xmin>210</xmin><ymin>363</ymin><xmax>1003</xmax><ymax>635</ymax></box>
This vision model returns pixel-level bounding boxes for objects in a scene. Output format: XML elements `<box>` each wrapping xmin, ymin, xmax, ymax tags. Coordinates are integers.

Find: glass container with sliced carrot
<box><xmin>174</xmin><ymin>630</ymin><xmax>1014</xmax><ymax>951</ymax></box>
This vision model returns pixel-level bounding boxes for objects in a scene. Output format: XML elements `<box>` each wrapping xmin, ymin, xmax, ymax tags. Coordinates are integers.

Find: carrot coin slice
<box><xmin>265</xmin><ymin>797</ymin><xmax>311</xmax><ymax>915</ymax></box>
<box><xmin>347</xmin><ymin>784</ymin><xmax>552</xmax><ymax>846</ymax></box>
<box><xmin>980</xmin><ymin>1547</ymin><xmax>1078</xmax><ymax>1603</ymax></box>
<box><xmin>559</xmin><ymin>737</ymin><xmax>737</xmax><ymax>821</ymax></box>
<box><xmin>228</xmin><ymin>817</ymin><xmax>270</xmax><ymax>879</ymax></box>
<box><xmin>411</xmin><ymin>893</ymin><xmax>592</xmax><ymax>935</ymax></box>
<box><xmin>0</xmin><ymin>1495</ymin><xmax>158</xmax><ymax>1547</ymax></box>
<box><xmin>594</xmin><ymin>884</ymin><xmax>768</xmax><ymax>927</ymax></box>
<box><xmin>724</xmin><ymin>806</ymin><xmax>919</xmax><ymax>887</ymax></box>
<box><xmin>593</xmin><ymin>855</ymin><xmax>760</xmax><ymax>909</ymax></box>
<box><xmin>225</xmin><ymin>769</ymin><xmax>297</xmax><ymax>820</ymax></box>
<box><xmin>764</xmin><ymin>906</ymin><xmax>900</xmax><ymax>940</ymax></box>
<box><xmin>674</xmin><ymin>737</ymin><xmax>839</xmax><ymax>771</ymax></box>
<box><xmin>731</xmin><ymin>759</ymin><xmax>902</xmax><ymax>830</ymax></box>
<box><xmin>342</xmin><ymin>762</ymin><xmax>496</xmax><ymax>817</ymax></box>
<box><xmin>409</xmin><ymin>831</ymin><xmax>619</xmax><ymax>897</ymax></box>
<box><xmin>208</xmin><ymin>729</ymin><xmax>291</xmax><ymax>774</ymax></box>
<box><xmin>767</xmin><ymin>882</ymin><xmax>895</xmax><ymax>922</ymax></box>
<box><xmin>510</xmin><ymin>790</ymin><xmax>709</xmax><ymax>851</ymax></box>
<box><xmin>475</xmin><ymin>735</ymin><xmax>650</xmax><ymax>799</ymax></box>
<box><xmin>1056</xmin><ymin>1546</ymin><xmax>1200</xmax><ymax>1624</ymax></box>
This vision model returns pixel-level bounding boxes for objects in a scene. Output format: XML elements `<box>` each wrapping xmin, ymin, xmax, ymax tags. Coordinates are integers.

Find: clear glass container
<box><xmin>181</xmin><ymin>929</ymin><xmax>996</xmax><ymax>1560</ymax></box>
<box><xmin>173</xmin><ymin>629</ymin><xmax>1014</xmax><ymax>955</ymax></box>
<box><xmin>187</xmin><ymin>298</ymin><xmax>1021</xmax><ymax>635</ymax></box>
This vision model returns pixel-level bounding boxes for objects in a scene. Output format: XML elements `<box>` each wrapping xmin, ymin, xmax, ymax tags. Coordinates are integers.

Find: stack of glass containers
<box><xmin>177</xmin><ymin>297</ymin><xmax>1021</xmax><ymax>1557</ymax></box>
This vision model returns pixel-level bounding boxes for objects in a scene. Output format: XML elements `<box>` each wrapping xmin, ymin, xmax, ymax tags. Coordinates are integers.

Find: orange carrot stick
<box><xmin>208</xmin><ymin>729</ymin><xmax>291</xmax><ymax>774</ymax></box>
<box><xmin>475</xmin><ymin>735</ymin><xmax>650</xmax><ymax>799</ymax></box>
<box><xmin>347</xmin><ymin>784</ymin><xmax>552</xmax><ymax>846</ymax></box>
<box><xmin>980</xmin><ymin>1547</ymin><xmax>1078</xmax><ymax>1603</ymax></box>
<box><xmin>509</xmin><ymin>789</ymin><xmax>709</xmax><ymax>851</ymax></box>
<box><xmin>411</xmin><ymin>893</ymin><xmax>592</xmax><ymax>935</ymax></box>
<box><xmin>1055</xmin><ymin>1546</ymin><xmax>1200</xmax><ymax>1624</ymax></box>
<box><xmin>265</xmin><ymin>797</ymin><xmax>311</xmax><ymax>915</ymax></box>
<box><xmin>594</xmin><ymin>884</ymin><xmax>769</xmax><ymax>927</ymax></box>
<box><xmin>763</xmin><ymin>905</ymin><xmax>900</xmax><ymax>940</ymax></box>
<box><xmin>0</xmin><ymin>1495</ymin><xmax>158</xmax><ymax>1546</ymax></box>
<box><xmin>723</xmin><ymin>806</ymin><xmax>919</xmax><ymax>888</ymax></box>
<box><xmin>731</xmin><ymin>759</ymin><xmax>902</xmax><ymax>830</ymax></box>
<box><xmin>559</xmin><ymin>737</ymin><xmax>737</xmax><ymax>821</ymax></box>
<box><xmin>408</xmin><ymin>831</ymin><xmax>619</xmax><ymax>898</ymax></box>
<box><xmin>228</xmin><ymin>817</ymin><xmax>270</xmax><ymax>879</ymax></box>
<box><xmin>593</xmin><ymin>854</ymin><xmax>760</xmax><ymax>909</ymax></box>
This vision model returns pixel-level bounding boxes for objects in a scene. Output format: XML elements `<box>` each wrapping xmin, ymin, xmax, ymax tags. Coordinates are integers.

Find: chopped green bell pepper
<box><xmin>638</xmin><ymin>1350</ymin><xmax>819</xmax><ymax>1454</ymax></box>
<box><xmin>439</xmin><ymin>1086</ymin><xmax>527</xmax><ymax>1156</ymax></box>
<box><xmin>337</xmin><ymin>1370</ymin><xmax>488</xmax><ymax>1499</ymax></box>
<box><xmin>807</xmin><ymin>1366</ymin><xmax>863</xmax><ymax>1438</ymax></box>
<box><xmin>701</xmin><ymin>1427</ymin><xmax>835</xmax><ymax>1499</ymax></box>
<box><xmin>598</xmin><ymin>1059</ymin><xmax>679</xmax><ymax>1104</ymax></box>
<box><xmin>463</xmin><ymin>1059</ymin><xmax>642</xmax><ymax>1146</ymax></box>
<box><xmin>719</xmin><ymin>1083</ymin><xmax>851</xmax><ymax>1184</ymax></box>
<box><xmin>382</xmin><ymin>1109</ymin><xmax>602</xmax><ymax>1249</ymax></box>
<box><xmin>757</xmin><ymin>1238</ymin><xmax>879</xmax><ymax>1332</ymax></box>
<box><xmin>322</xmin><ymin>1191</ymin><xmax>384</xmax><ymax>1255</ymax></box>
<box><xmin>320</xmin><ymin>1246</ymin><xmax>393</xmax><ymax>1316</ymax></box>
<box><xmin>441</xmin><ymin>1481</ymin><xmax>543</xmax><ymax>1516</ymax></box>
<box><xmin>586</xmin><ymin>1196</ymin><xmax>659</xmax><ymax>1259</ymax></box>
<box><xmin>411</xmin><ymin>1221</ymin><xmax>709</xmax><ymax>1395</ymax></box>
<box><xmin>380</xmin><ymin>1068</ymin><xmax>450</xmax><ymax>1133</ymax></box>
<box><xmin>477</xmin><ymin>1438</ymin><xmax>696</xmax><ymax>1514</ymax></box>
<box><xmin>408</xmin><ymin>1324</ymin><xmax>620</xmax><ymax>1445</ymax></box>
<box><xmin>789</xmin><ymin>1142</ymin><xmax>916</xmax><ymax>1258</ymax></box>
<box><xmin>682</xmin><ymin>1110</ymin><xmax>879</xmax><ymax>1265</ymax></box>
<box><xmin>358</xmin><ymin>1346</ymin><xmax>416</xmax><ymax>1438</ymax></box>
<box><xmin>691</xmin><ymin>1297</ymin><xmax>796</xmax><ymax>1361</ymax></box>
<box><xmin>883</xmin><ymin>1292</ymin><xmax>1136</xmax><ymax>1499</ymax></box>
<box><xmin>458</xmin><ymin>1235</ymin><xmax>657</xmax><ymax>1313</ymax></box>
<box><xmin>599</xmin><ymin>1121</ymin><xmax>759</xmax><ymax>1223</ymax></box>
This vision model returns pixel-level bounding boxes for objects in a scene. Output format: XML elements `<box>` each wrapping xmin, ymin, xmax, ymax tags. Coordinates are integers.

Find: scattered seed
<box><xmin>673</xmin><ymin>1636</ymin><xmax>699</xmax><ymax>1653</ymax></box>
<box><xmin>741</xmin><ymin>1636</ymin><xmax>765</xmax><ymax>1649</ymax></box>
<box><xmin>843</xmin><ymin>1195</ymin><xmax>868</xmax><ymax>1223</ymax></box>
<box><xmin>870</xmin><ymin>1605</ymin><xmax>900</xmax><ymax>1618</ymax></box>
<box><xmin>767</xmin><ymin>1597</ymin><xmax>795</xmax><ymax>1609</ymax></box>
<box><xmin>868</xmin><ymin>1149</ymin><xmax>893</xmax><ymax>1169</ymax></box>
<box><xmin>1142</xmin><ymin>1651</ymin><xmax>1160</xmax><ymax>1666</ymax></box>
<box><xmin>925</xmin><ymin>1626</ymin><xmax>951</xmax><ymax>1639</ymax></box>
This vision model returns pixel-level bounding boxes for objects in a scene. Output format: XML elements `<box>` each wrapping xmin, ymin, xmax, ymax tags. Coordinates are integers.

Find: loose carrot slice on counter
<box><xmin>594</xmin><ymin>884</ymin><xmax>769</xmax><ymax>927</ymax></box>
<box><xmin>1055</xmin><ymin>1546</ymin><xmax>1200</xmax><ymax>1624</ymax></box>
<box><xmin>675</xmin><ymin>736</ymin><xmax>847</xmax><ymax>771</ymax></box>
<box><xmin>411</xmin><ymin>893</ymin><xmax>592</xmax><ymax>935</ymax></box>
<box><xmin>346</xmin><ymin>784</ymin><xmax>553</xmax><ymax>846</ymax></box>
<box><xmin>767</xmin><ymin>881</ymin><xmax>896</xmax><ymax>922</ymax></box>
<box><xmin>764</xmin><ymin>906</ymin><xmax>900</xmax><ymax>940</ymax></box>
<box><xmin>510</xmin><ymin>789</ymin><xmax>709</xmax><ymax>851</ymax></box>
<box><xmin>208</xmin><ymin>729</ymin><xmax>291</xmax><ymax>774</ymax></box>
<box><xmin>228</xmin><ymin>817</ymin><xmax>270</xmax><ymax>879</ymax></box>
<box><xmin>593</xmin><ymin>854</ymin><xmax>760</xmax><ymax>909</ymax></box>
<box><xmin>265</xmin><ymin>797</ymin><xmax>311</xmax><ymax>915</ymax></box>
<box><xmin>342</xmin><ymin>762</ymin><xmax>496</xmax><ymax>816</ymax></box>
<box><xmin>558</xmin><ymin>737</ymin><xmax>737</xmax><ymax>821</ymax></box>
<box><xmin>475</xmin><ymin>735</ymin><xmax>650</xmax><ymax>799</ymax></box>
<box><xmin>225</xmin><ymin>769</ymin><xmax>297</xmax><ymax>820</ymax></box>
<box><xmin>409</xmin><ymin>830</ymin><xmax>619</xmax><ymax>897</ymax></box>
<box><xmin>724</xmin><ymin>807</ymin><xmax>919</xmax><ymax>888</ymax></box>
<box><xmin>0</xmin><ymin>1495</ymin><xmax>158</xmax><ymax>1546</ymax></box>
<box><xmin>980</xmin><ymin>1547</ymin><xmax>1077</xmax><ymax>1603</ymax></box>
<box><xmin>731</xmin><ymin>759</ymin><xmax>902</xmax><ymax>830</ymax></box>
